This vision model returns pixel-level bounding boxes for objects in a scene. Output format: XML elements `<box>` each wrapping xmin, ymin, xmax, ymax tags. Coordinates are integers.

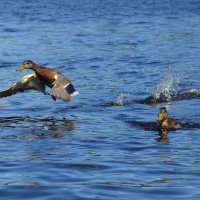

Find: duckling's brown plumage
<box><xmin>157</xmin><ymin>107</ymin><xmax>182</xmax><ymax>131</ymax></box>
<box><xmin>0</xmin><ymin>60</ymin><xmax>78</xmax><ymax>102</ymax></box>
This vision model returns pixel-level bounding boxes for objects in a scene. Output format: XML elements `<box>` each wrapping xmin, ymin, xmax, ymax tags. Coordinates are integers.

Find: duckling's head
<box><xmin>17</xmin><ymin>60</ymin><xmax>37</xmax><ymax>71</ymax></box>
<box><xmin>157</xmin><ymin>107</ymin><xmax>168</xmax><ymax>122</ymax></box>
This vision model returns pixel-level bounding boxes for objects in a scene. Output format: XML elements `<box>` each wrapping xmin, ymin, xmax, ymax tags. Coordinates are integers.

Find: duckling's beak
<box><xmin>157</xmin><ymin>113</ymin><xmax>163</xmax><ymax>121</ymax></box>
<box><xmin>16</xmin><ymin>65</ymin><xmax>25</xmax><ymax>71</ymax></box>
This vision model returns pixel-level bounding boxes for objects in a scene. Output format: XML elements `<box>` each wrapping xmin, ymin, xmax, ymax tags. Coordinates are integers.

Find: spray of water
<box><xmin>152</xmin><ymin>69</ymin><xmax>183</xmax><ymax>102</ymax></box>
<box><xmin>113</xmin><ymin>93</ymin><xmax>125</xmax><ymax>106</ymax></box>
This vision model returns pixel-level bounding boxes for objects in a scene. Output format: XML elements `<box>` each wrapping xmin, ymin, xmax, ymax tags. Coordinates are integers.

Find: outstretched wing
<box><xmin>49</xmin><ymin>74</ymin><xmax>78</xmax><ymax>102</ymax></box>
<box><xmin>0</xmin><ymin>73</ymin><xmax>46</xmax><ymax>98</ymax></box>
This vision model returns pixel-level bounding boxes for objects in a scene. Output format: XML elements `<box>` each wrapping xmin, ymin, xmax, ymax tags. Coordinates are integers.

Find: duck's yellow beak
<box><xmin>157</xmin><ymin>113</ymin><xmax>163</xmax><ymax>121</ymax></box>
<box><xmin>16</xmin><ymin>65</ymin><xmax>25</xmax><ymax>71</ymax></box>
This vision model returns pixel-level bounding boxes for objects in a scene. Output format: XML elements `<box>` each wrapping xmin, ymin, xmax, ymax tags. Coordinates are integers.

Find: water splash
<box><xmin>151</xmin><ymin>69</ymin><xmax>183</xmax><ymax>102</ymax></box>
<box><xmin>138</xmin><ymin>69</ymin><xmax>200</xmax><ymax>104</ymax></box>
<box><xmin>113</xmin><ymin>93</ymin><xmax>125</xmax><ymax>106</ymax></box>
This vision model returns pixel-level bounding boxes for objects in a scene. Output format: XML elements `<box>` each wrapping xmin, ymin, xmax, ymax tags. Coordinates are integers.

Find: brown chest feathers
<box><xmin>35</xmin><ymin>67</ymin><xmax>58</xmax><ymax>88</ymax></box>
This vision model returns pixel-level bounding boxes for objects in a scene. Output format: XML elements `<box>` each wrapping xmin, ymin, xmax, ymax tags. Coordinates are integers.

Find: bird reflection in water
<box><xmin>156</xmin><ymin>128</ymin><xmax>169</xmax><ymax>143</ymax></box>
<box><xmin>0</xmin><ymin>116</ymin><xmax>76</xmax><ymax>139</ymax></box>
<box><xmin>36</xmin><ymin>118</ymin><xmax>76</xmax><ymax>139</ymax></box>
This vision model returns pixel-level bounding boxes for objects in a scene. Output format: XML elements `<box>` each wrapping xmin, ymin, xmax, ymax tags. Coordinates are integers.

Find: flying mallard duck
<box><xmin>0</xmin><ymin>60</ymin><xmax>78</xmax><ymax>102</ymax></box>
<box><xmin>157</xmin><ymin>107</ymin><xmax>182</xmax><ymax>131</ymax></box>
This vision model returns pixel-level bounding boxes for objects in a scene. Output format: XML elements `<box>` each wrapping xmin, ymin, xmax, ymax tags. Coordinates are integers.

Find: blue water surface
<box><xmin>0</xmin><ymin>0</ymin><xmax>200</xmax><ymax>199</ymax></box>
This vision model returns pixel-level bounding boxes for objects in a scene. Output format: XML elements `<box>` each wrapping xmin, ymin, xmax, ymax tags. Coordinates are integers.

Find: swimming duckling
<box><xmin>157</xmin><ymin>107</ymin><xmax>182</xmax><ymax>131</ymax></box>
